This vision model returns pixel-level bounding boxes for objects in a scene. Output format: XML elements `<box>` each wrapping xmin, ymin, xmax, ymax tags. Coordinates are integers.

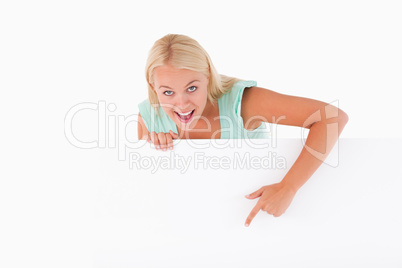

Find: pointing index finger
<box><xmin>245</xmin><ymin>202</ymin><xmax>261</xmax><ymax>227</ymax></box>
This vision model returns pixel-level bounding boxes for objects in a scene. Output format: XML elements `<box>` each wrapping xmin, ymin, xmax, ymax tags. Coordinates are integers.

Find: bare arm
<box><xmin>281</xmin><ymin>111</ymin><xmax>348</xmax><ymax>192</ymax></box>
<box><xmin>242</xmin><ymin>86</ymin><xmax>349</xmax><ymax>225</ymax></box>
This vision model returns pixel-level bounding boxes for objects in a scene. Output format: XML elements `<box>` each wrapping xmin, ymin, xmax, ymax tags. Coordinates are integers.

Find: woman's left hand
<box><xmin>244</xmin><ymin>182</ymin><xmax>297</xmax><ymax>227</ymax></box>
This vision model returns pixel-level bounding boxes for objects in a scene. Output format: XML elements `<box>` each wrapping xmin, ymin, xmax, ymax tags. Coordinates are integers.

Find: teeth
<box><xmin>177</xmin><ymin>110</ymin><xmax>193</xmax><ymax>116</ymax></box>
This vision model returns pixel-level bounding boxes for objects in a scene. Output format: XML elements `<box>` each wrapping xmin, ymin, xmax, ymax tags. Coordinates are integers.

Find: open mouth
<box><xmin>175</xmin><ymin>109</ymin><xmax>195</xmax><ymax>123</ymax></box>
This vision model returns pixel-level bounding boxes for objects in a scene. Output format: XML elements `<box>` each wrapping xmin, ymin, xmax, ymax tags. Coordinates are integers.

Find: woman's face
<box><xmin>153</xmin><ymin>64</ymin><xmax>210</xmax><ymax>130</ymax></box>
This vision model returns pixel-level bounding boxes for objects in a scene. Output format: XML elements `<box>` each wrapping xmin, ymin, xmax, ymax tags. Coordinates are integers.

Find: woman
<box><xmin>137</xmin><ymin>34</ymin><xmax>349</xmax><ymax>226</ymax></box>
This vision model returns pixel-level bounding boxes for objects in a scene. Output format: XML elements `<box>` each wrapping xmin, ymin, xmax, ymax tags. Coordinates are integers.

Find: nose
<box><xmin>176</xmin><ymin>93</ymin><xmax>190</xmax><ymax>109</ymax></box>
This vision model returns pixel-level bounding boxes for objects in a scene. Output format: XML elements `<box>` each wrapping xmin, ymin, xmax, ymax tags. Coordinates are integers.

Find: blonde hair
<box><xmin>145</xmin><ymin>34</ymin><xmax>243</xmax><ymax>117</ymax></box>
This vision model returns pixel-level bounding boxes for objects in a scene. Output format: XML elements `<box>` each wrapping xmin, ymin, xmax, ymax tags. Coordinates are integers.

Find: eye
<box><xmin>163</xmin><ymin>86</ymin><xmax>197</xmax><ymax>96</ymax></box>
<box><xmin>188</xmin><ymin>86</ymin><xmax>197</xmax><ymax>92</ymax></box>
<box><xmin>163</xmin><ymin>90</ymin><xmax>173</xmax><ymax>96</ymax></box>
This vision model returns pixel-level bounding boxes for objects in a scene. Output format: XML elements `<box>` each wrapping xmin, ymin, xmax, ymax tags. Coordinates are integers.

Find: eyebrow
<box><xmin>159</xmin><ymin>80</ymin><xmax>200</xmax><ymax>90</ymax></box>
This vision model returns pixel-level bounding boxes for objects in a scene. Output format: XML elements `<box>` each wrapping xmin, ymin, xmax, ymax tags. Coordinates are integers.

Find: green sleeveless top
<box><xmin>138</xmin><ymin>80</ymin><xmax>271</xmax><ymax>139</ymax></box>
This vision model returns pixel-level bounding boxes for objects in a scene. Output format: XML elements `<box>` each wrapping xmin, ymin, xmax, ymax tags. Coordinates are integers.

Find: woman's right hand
<box><xmin>147</xmin><ymin>130</ymin><xmax>179</xmax><ymax>151</ymax></box>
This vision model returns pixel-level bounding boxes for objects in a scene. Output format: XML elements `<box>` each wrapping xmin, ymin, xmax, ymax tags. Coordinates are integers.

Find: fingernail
<box><xmin>169</xmin><ymin>147</ymin><xmax>173</xmax><ymax>150</ymax></box>
<box><xmin>245</xmin><ymin>223</ymin><xmax>249</xmax><ymax>227</ymax></box>
<box><xmin>245</xmin><ymin>194</ymin><xmax>250</xmax><ymax>198</ymax></box>
<box><xmin>156</xmin><ymin>146</ymin><xmax>160</xmax><ymax>149</ymax></box>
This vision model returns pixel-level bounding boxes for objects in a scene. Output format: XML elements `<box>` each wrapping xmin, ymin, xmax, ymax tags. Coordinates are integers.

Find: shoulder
<box><xmin>241</xmin><ymin>86</ymin><xmax>277</xmax><ymax>111</ymax></box>
<box><xmin>240</xmin><ymin>86</ymin><xmax>274</xmax><ymax>129</ymax></box>
<box><xmin>223</xmin><ymin>80</ymin><xmax>266</xmax><ymax>130</ymax></box>
<box><xmin>240</xmin><ymin>85</ymin><xmax>294</xmax><ymax>127</ymax></box>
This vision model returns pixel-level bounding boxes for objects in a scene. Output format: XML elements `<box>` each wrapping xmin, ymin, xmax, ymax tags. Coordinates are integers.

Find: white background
<box><xmin>94</xmin><ymin>139</ymin><xmax>402</xmax><ymax>267</ymax></box>
<box><xmin>1</xmin><ymin>0</ymin><xmax>401</xmax><ymax>267</ymax></box>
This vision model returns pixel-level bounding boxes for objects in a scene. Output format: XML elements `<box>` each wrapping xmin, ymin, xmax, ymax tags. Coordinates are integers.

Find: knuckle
<box><xmin>157</xmin><ymin>132</ymin><xmax>166</xmax><ymax>140</ymax></box>
<box><xmin>148</xmin><ymin>131</ymin><xmax>176</xmax><ymax>150</ymax></box>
